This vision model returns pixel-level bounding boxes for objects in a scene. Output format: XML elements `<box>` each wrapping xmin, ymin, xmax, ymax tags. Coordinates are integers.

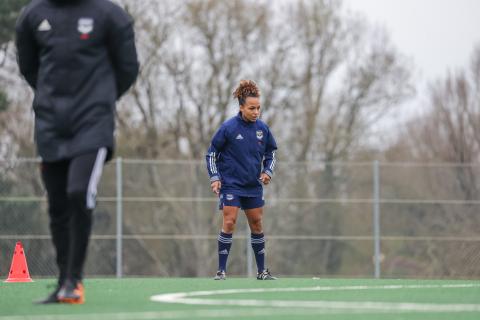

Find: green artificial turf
<box><xmin>1</xmin><ymin>278</ymin><xmax>479</xmax><ymax>319</ymax></box>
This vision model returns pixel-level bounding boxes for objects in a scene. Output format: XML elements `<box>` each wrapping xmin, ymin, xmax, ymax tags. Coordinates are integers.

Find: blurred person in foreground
<box><xmin>16</xmin><ymin>0</ymin><xmax>139</xmax><ymax>304</ymax></box>
<box><xmin>206</xmin><ymin>80</ymin><xmax>278</xmax><ymax>280</ymax></box>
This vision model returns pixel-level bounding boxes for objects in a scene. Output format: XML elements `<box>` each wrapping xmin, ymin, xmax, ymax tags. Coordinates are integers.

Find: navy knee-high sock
<box><xmin>251</xmin><ymin>233</ymin><xmax>265</xmax><ymax>273</ymax></box>
<box><xmin>217</xmin><ymin>232</ymin><xmax>233</xmax><ymax>272</ymax></box>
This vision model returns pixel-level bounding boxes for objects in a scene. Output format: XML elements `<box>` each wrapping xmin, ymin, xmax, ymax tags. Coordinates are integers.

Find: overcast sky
<box><xmin>344</xmin><ymin>0</ymin><xmax>480</xmax><ymax>120</ymax></box>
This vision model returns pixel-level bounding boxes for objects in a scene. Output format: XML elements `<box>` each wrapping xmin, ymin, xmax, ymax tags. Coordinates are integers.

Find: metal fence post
<box><xmin>246</xmin><ymin>226</ymin><xmax>253</xmax><ymax>277</ymax></box>
<box><xmin>373</xmin><ymin>160</ymin><xmax>381</xmax><ymax>279</ymax></box>
<box><xmin>116</xmin><ymin>157</ymin><xmax>123</xmax><ymax>278</ymax></box>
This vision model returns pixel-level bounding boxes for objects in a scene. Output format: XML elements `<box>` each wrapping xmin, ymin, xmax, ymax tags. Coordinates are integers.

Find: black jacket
<box><xmin>16</xmin><ymin>0</ymin><xmax>139</xmax><ymax>161</ymax></box>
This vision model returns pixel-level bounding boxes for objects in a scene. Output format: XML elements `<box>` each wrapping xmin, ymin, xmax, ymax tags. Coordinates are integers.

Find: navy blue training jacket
<box><xmin>206</xmin><ymin>112</ymin><xmax>278</xmax><ymax>197</ymax></box>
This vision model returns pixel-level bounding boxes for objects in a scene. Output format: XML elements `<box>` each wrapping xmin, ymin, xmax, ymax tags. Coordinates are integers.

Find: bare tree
<box><xmin>400</xmin><ymin>46</ymin><xmax>480</xmax><ymax>198</ymax></box>
<box><xmin>0</xmin><ymin>43</ymin><xmax>35</xmax><ymax>159</ymax></box>
<box><xmin>284</xmin><ymin>1</ymin><xmax>414</xmax><ymax>162</ymax></box>
<box><xmin>382</xmin><ymin>46</ymin><xmax>480</xmax><ymax>277</ymax></box>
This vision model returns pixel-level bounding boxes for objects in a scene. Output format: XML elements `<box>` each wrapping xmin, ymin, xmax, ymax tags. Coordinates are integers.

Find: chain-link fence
<box><xmin>1</xmin><ymin>158</ymin><xmax>480</xmax><ymax>279</ymax></box>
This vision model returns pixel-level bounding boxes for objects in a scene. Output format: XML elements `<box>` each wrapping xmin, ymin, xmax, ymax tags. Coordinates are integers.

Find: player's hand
<box><xmin>260</xmin><ymin>173</ymin><xmax>271</xmax><ymax>185</ymax></box>
<box><xmin>211</xmin><ymin>180</ymin><xmax>221</xmax><ymax>194</ymax></box>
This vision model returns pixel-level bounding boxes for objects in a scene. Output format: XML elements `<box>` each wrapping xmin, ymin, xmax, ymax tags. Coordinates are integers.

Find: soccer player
<box><xmin>206</xmin><ymin>80</ymin><xmax>278</xmax><ymax>280</ymax></box>
<box><xmin>15</xmin><ymin>0</ymin><xmax>139</xmax><ymax>303</ymax></box>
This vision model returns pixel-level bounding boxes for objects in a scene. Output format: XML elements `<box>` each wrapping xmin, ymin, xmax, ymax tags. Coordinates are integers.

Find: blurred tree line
<box><xmin>0</xmin><ymin>0</ymin><xmax>29</xmax><ymax>112</ymax></box>
<box><xmin>380</xmin><ymin>45</ymin><xmax>480</xmax><ymax>277</ymax></box>
<box><xmin>0</xmin><ymin>0</ymin><xmax>479</xmax><ymax>278</ymax></box>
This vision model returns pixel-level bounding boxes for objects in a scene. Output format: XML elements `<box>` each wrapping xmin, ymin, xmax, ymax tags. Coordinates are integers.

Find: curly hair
<box><xmin>233</xmin><ymin>80</ymin><xmax>260</xmax><ymax>106</ymax></box>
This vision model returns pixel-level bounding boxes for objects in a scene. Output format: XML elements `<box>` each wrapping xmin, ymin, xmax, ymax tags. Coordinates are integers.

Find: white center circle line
<box><xmin>150</xmin><ymin>283</ymin><xmax>480</xmax><ymax>313</ymax></box>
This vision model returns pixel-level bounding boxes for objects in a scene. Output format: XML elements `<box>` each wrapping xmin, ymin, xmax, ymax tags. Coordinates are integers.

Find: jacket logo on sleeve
<box><xmin>235</xmin><ymin>134</ymin><xmax>244</xmax><ymax>140</ymax></box>
<box><xmin>256</xmin><ymin>130</ymin><xmax>263</xmax><ymax>140</ymax></box>
<box><xmin>78</xmin><ymin>18</ymin><xmax>94</xmax><ymax>39</ymax></box>
<box><xmin>38</xmin><ymin>19</ymin><xmax>51</xmax><ymax>31</ymax></box>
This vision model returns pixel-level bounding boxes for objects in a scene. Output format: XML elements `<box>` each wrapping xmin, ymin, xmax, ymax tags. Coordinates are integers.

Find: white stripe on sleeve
<box><xmin>86</xmin><ymin>147</ymin><xmax>107</xmax><ymax>209</ymax></box>
<box><xmin>269</xmin><ymin>151</ymin><xmax>276</xmax><ymax>171</ymax></box>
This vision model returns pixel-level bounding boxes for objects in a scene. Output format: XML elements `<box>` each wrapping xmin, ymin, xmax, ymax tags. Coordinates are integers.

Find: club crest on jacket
<box><xmin>78</xmin><ymin>18</ymin><xmax>94</xmax><ymax>35</ymax></box>
<box><xmin>256</xmin><ymin>130</ymin><xmax>263</xmax><ymax>140</ymax></box>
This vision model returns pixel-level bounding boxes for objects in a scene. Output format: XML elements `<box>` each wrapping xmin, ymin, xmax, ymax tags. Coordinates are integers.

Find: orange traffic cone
<box><xmin>4</xmin><ymin>241</ymin><xmax>33</xmax><ymax>282</ymax></box>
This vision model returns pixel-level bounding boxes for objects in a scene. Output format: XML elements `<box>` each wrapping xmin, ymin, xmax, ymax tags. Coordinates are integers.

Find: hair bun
<box><xmin>233</xmin><ymin>80</ymin><xmax>260</xmax><ymax>103</ymax></box>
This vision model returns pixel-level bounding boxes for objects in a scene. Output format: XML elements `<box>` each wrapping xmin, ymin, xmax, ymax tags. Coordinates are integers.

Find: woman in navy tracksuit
<box><xmin>206</xmin><ymin>80</ymin><xmax>277</xmax><ymax>280</ymax></box>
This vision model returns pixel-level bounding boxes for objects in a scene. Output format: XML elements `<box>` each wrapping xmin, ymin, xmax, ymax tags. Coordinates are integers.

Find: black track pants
<box><xmin>40</xmin><ymin>148</ymin><xmax>107</xmax><ymax>283</ymax></box>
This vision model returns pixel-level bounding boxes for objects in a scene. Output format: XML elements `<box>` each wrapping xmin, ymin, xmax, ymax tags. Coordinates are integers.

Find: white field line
<box><xmin>0</xmin><ymin>308</ymin><xmax>381</xmax><ymax>320</ymax></box>
<box><xmin>150</xmin><ymin>283</ymin><xmax>480</xmax><ymax>313</ymax></box>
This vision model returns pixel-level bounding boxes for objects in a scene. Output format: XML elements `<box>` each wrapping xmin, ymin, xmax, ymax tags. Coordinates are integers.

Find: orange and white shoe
<box><xmin>57</xmin><ymin>279</ymin><xmax>85</xmax><ymax>304</ymax></box>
